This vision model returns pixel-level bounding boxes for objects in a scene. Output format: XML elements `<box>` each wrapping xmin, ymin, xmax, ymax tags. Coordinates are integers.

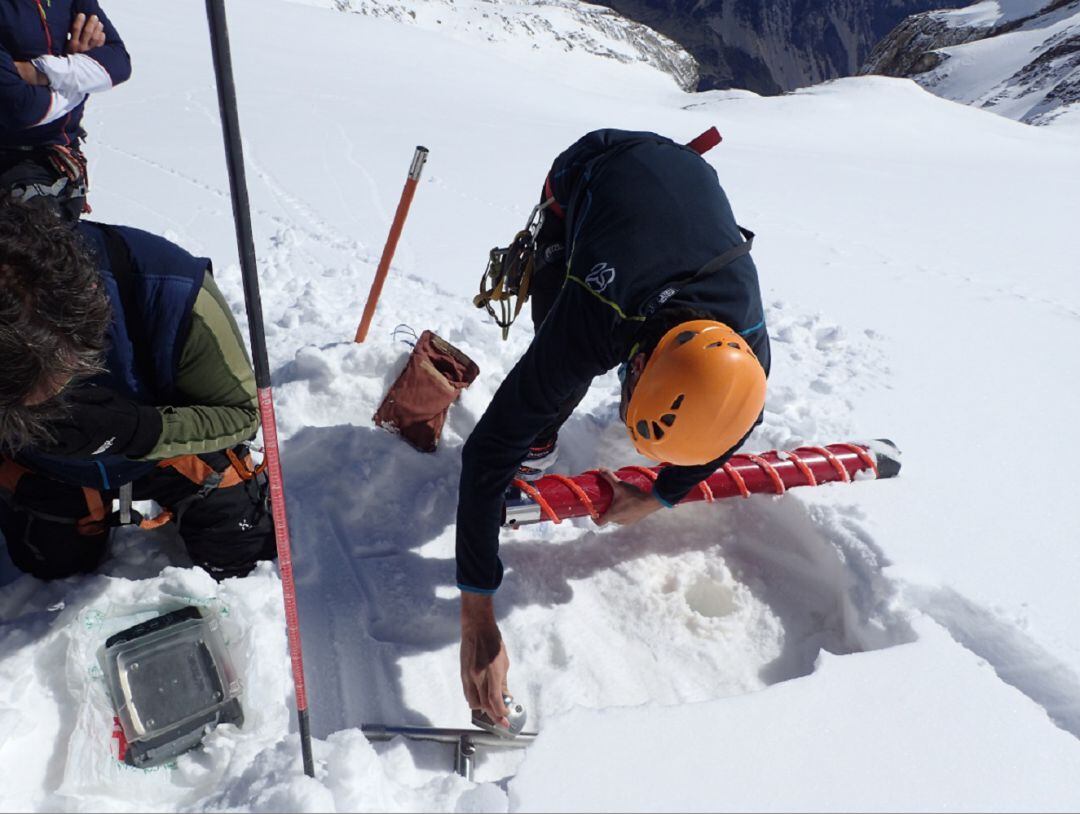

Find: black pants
<box><xmin>529</xmin><ymin>215</ymin><xmax>590</xmax><ymax>448</ymax></box>
<box><xmin>0</xmin><ymin>449</ymin><xmax>276</xmax><ymax>581</ymax></box>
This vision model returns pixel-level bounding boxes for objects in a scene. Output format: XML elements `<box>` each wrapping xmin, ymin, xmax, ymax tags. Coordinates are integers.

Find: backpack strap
<box><xmin>639</xmin><ymin>226</ymin><xmax>755</xmax><ymax>319</ymax></box>
<box><xmin>91</xmin><ymin>223</ymin><xmax>156</xmax><ymax>390</ymax></box>
<box><xmin>686</xmin><ymin>127</ymin><xmax>722</xmax><ymax>155</ymax></box>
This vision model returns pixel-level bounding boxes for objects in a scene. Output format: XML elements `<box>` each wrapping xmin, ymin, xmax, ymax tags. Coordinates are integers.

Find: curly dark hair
<box><xmin>0</xmin><ymin>200</ymin><xmax>110</xmax><ymax>451</ymax></box>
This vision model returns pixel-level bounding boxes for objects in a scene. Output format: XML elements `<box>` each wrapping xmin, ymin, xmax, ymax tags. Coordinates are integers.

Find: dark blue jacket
<box><xmin>20</xmin><ymin>223</ymin><xmax>208</xmax><ymax>489</ymax></box>
<box><xmin>0</xmin><ymin>0</ymin><xmax>130</xmax><ymax>147</ymax></box>
<box><xmin>457</xmin><ymin>129</ymin><xmax>771</xmax><ymax>593</ymax></box>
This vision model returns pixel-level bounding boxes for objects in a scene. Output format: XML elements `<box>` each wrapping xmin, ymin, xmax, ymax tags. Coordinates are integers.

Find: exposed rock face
<box><xmin>323</xmin><ymin>0</ymin><xmax>700</xmax><ymax>91</ymax></box>
<box><xmin>862</xmin><ymin>0</ymin><xmax>1080</xmax><ymax>124</ymax></box>
<box><xmin>861</xmin><ymin>12</ymin><xmax>986</xmax><ymax>76</ymax></box>
<box><xmin>586</xmin><ymin>0</ymin><xmax>955</xmax><ymax>93</ymax></box>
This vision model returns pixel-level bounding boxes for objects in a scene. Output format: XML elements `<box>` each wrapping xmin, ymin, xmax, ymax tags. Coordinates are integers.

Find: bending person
<box><xmin>457</xmin><ymin>128</ymin><xmax>771</xmax><ymax>726</ymax></box>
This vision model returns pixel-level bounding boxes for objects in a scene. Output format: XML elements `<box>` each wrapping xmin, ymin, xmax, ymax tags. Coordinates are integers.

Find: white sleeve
<box><xmin>34</xmin><ymin>86</ymin><xmax>86</xmax><ymax>126</ymax></box>
<box><xmin>32</xmin><ymin>54</ymin><xmax>113</xmax><ymax>97</ymax></box>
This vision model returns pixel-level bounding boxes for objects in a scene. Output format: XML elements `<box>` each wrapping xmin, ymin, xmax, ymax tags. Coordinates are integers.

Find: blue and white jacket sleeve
<box><xmin>0</xmin><ymin>47</ymin><xmax>57</xmax><ymax>129</ymax></box>
<box><xmin>32</xmin><ymin>1</ymin><xmax>131</xmax><ymax>100</ymax></box>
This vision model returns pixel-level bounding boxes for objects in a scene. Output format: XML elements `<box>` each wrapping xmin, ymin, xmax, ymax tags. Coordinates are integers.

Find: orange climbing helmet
<box><xmin>625</xmin><ymin>320</ymin><xmax>766</xmax><ymax>466</ymax></box>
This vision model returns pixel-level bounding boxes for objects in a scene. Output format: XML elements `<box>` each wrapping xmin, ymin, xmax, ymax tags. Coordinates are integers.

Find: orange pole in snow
<box><xmin>355</xmin><ymin>146</ymin><xmax>429</xmax><ymax>343</ymax></box>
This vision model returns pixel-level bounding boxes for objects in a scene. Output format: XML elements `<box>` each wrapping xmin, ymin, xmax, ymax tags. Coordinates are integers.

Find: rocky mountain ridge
<box><xmin>863</xmin><ymin>0</ymin><xmax>1080</xmax><ymax>124</ymax></box>
<box><xmin>587</xmin><ymin>0</ymin><xmax>956</xmax><ymax>93</ymax></box>
<box><xmin>316</xmin><ymin>0</ymin><xmax>699</xmax><ymax>90</ymax></box>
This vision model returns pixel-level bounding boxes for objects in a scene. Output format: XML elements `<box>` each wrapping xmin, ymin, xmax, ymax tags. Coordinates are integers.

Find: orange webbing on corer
<box><xmin>621</xmin><ymin>465</ymin><xmax>659</xmax><ymax>482</ymax></box>
<box><xmin>782</xmin><ymin>450</ymin><xmax>817</xmax><ymax>487</ymax></box>
<box><xmin>697</xmin><ymin>479</ymin><xmax>715</xmax><ymax>503</ymax></box>
<box><xmin>834</xmin><ymin>443</ymin><xmax>879</xmax><ymax>478</ymax></box>
<box><xmin>723</xmin><ymin>462</ymin><xmax>751</xmax><ymax>498</ymax></box>
<box><xmin>798</xmin><ymin>445</ymin><xmax>850</xmax><ymax>483</ymax></box>
<box><xmin>743</xmin><ymin>453</ymin><xmax>786</xmax><ymax>495</ymax></box>
<box><xmin>545</xmin><ymin>473</ymin><xmax>601</xmax><ymax>523</ymax></box>
<box><xmin>512</xmin><ymin>478</ymin><xmax>562</xmax><ymax>524</ymax></box>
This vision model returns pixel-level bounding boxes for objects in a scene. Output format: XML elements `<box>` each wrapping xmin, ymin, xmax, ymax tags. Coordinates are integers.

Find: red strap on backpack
<box><xmin>544</xmin><ymin>173</ymin><xmax>565</xmax><ymax>220</ymax></box>
<box><xmin>686</xmin><ymin>126</ymin><xmax>722</xmax><ymax>155</ymax></box>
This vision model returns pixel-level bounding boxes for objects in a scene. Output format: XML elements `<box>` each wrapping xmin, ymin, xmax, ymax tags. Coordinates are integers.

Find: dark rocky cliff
<box><xmin>589</xmin><ymin>0</ymin><xmax>957</xmax><ymax>92</ymax></box>
<box><xmin>862</xmin><ymin>0</ymin><xmax>1080</xmax><ymax>124</ymax></box>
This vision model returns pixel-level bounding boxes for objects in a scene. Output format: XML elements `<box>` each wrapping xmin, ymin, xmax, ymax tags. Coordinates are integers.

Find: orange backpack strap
<box><xmin>157</xmin><ymin>453</ymin><xmax>250</xmax><ymax>490</ymax></box>
<box><xmin>75</xmin><ymin>487</ymin><xmax>109</xmax><ymax>537</ymax></box>
<box><xmin>150</xmin><ymin>450</ymin><xmax>263</xmax><ymax>531</ymax></box>
<box><xmin>225</xmin><ymin>448</ymin><xmax>266</xmax><ymax>482</ymax></box>
<box><xmin>0</xmin><ymin>457</ymin><xmax>30</xmax><ymax>495</ymax></box>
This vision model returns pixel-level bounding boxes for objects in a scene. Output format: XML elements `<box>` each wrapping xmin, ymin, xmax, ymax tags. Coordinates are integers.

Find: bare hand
<box><xmin>597</xmin><ymin>468</ymin><xmax>664</xmax><ymax>525</ymax></box>
<box><xmin>67</xmin><ymin>13</ymin><xmax>106</xmax><ymax>54</ymax></box>
<box><xmin>13</xmin><ymin>61</ymin><xmax>47</xmax><ymax>86</ymax></box>
<box><xmin>460</xmin><ymin>592</ymin><xmax>510</xmax><ymax>727</ymax></box>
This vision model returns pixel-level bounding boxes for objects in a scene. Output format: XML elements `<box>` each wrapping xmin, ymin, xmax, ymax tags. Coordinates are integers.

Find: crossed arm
<box><xmin>1</xmin><ymin>7</ymin><xmax>129</xmax><ymax>131</ymax></box>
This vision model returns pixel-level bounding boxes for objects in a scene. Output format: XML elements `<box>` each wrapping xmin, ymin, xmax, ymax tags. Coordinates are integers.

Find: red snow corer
<box><xmin>503</xmin><ymin>439</ymin><xmax>902</xmax><ymax>527</ymax></box>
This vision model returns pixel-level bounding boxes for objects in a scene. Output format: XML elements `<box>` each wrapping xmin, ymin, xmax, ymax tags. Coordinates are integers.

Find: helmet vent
<box><xmin>660</xmin><ymin>413</ymin><xmax>676</xmax><ymax>427</ymax></box>
<box><xmin>676</xmin><ymin>331</ymin><xmax>698</xmax><ymax>345</ymax></box>
<box><xmin>670</xmin><ymin>394</ymin><xmax>685</xmax><ymax>411</ymax></box>
<box><xmin>636</xmin><ymin>420</ymin><xmax>651</xmax><ymax>440</ymax></box>
<box><xmin>652</xmin><ymin>422</ymin><xmax>665</xmax><ymax>440</ymax></box>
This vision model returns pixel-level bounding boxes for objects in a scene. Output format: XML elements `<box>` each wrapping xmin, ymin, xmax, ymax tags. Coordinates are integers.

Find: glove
<box><xmin>40</xmin><ymin>386</ymin><xmax>163</xmax><ymax>459</ymax></box>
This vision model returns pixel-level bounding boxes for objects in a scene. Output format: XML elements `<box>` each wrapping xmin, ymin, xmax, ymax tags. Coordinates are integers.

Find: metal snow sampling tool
<box><xmin>204</xmin><ymin>0</ymin><xmax>315</xmax><ymax>777</ymax></box>
<box><xmin>504</xmin><ymin>440</ymin><xmax>902</xmax><ymax>526</ymax></box>
<box><xmin>355</xmin><ymin>146</ymin><xmax>429</xmax><ymax>343</ymax></box>
<box><xmin>362</xmin><ymin>724</ymin><xmax>536</xmax><ymax>781</ymax></box>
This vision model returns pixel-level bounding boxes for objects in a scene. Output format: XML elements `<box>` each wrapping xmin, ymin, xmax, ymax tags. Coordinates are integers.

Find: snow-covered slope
<box><xmin>864</xmin><ymin>0</ymin><xmax>1080</xmax><ymax>125</ymax></box>
<box><xmin>1</xmin><ymin>0</ymin><xmax>1079</xmax><ymax>811</ymax></box>
<box><xmin>294</xmin><ymin>0</ymin><xmax>699</xmax><ymax>90</ymax></box>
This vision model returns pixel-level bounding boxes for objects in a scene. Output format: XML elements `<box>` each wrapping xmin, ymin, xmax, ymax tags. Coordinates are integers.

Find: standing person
<box><xmin>0</xmin><ymin>200</ymin><xmax>275</xmax><ymax>580</ymax></box>
<box><xmin>0</xmin><ymin>0</ymin><xmax>132</xmax><ymax>219</ymax></box>
<box><xmin>457</xmin><ymin>129</ymin><xmax>771</xmax><ymax>726</ymax></box>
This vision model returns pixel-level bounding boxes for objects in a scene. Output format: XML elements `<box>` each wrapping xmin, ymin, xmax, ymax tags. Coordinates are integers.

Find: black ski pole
<box><xmin>203</xmin><ymin>0</ymin><xmax>315</xmax><ymax>778</ymax></box>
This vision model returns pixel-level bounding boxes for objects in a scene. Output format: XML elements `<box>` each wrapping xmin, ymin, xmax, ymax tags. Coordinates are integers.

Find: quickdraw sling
<box><xmin>473</xmin><ymin>197</ymin><xmax>553</xmax><ymax>340</ymax></box>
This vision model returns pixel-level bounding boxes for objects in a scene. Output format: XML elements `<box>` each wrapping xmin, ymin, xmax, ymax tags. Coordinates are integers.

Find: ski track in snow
<box><xmin>909</xmin><ymin>585</ymin><xmax>1080</xmax><ymax>740</ymax></box>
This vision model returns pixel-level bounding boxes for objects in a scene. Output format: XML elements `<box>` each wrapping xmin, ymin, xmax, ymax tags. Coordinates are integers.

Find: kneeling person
<box><xmin>0</xmin><ymin>200</ymin><xmax>274</xmax><ymax>580</ymax></box>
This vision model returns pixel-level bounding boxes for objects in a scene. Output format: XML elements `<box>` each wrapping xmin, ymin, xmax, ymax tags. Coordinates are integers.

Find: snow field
<box><xmin>0</xmin><ymin>0</ymin><xmax>1079</xmax><ymax>810</ymax></box>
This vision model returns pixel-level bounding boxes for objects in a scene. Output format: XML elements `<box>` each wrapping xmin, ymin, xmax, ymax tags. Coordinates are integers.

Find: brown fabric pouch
<box><xmin>373</xmin><ymin>330</ymin><xmax>480</xmax><ymax>452</ymax></box>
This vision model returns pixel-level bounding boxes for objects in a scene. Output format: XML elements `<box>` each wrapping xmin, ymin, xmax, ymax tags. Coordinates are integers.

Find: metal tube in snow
<box><xmin>504</xmin><ymin>439</ymin><xmax>903</xmax><ymax>527</ymax></box>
